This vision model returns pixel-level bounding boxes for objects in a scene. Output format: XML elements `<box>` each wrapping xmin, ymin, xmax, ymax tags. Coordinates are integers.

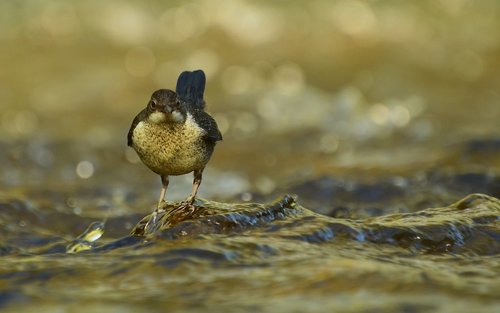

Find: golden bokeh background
<box><xmin>0</xmin><ymin>0</ymin><xmax>499</xmax><ymax>196</ymax></box>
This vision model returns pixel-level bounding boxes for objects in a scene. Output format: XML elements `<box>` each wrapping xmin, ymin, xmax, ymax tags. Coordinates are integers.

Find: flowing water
<box><xmin>1</xmin><ymin>190</ymin><xmax>499</xmax><ymax>312</ymax></box>
<box><xmin>1</xmin><ymin>1</ymin><xmax>500</xmax><ymax>312</ymax></box>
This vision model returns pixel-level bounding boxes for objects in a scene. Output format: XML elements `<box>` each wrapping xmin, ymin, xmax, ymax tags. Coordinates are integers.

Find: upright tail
<box><xmin>175</xmin><ymin>70</ymin><xmax>206</xmax><ymax>109</ymax></box>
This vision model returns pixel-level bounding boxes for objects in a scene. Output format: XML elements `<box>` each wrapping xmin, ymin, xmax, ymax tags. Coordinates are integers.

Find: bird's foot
<box><xmin>144</xmin><ymin>206</ymin><xmax>167</xmax><ymax>234</ymax></box>
<box><xmin>179</xmin><ymin>196</ymin><xmax>195</xmax><ymax>207</ymax></box>
<box><xmin>173</xmin><ymin>197</ymin><xmax>197</xmax><ymax>215</ymax></box>
<box><xmin>186</xmin><ymin>196</ymin><xmax>195</xmax><ymax>205</ymax></box>
<box><xmin>157</xmin><ymin>200</ymin><xmax>167</xmax><ymax>211</ymax></box>
<box><xmin>143</xmin><ymin>211</ymin><xmax>157</xmax><ymax>234</ymax></box>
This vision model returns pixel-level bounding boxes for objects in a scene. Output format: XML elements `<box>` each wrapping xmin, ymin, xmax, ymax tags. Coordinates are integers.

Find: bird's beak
<box><xmin>161</xmin><ymin>105</ymin><xmax>173</xmax><ymax>113</ymax></box>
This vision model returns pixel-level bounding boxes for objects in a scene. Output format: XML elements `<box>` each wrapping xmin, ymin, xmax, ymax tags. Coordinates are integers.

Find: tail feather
<box><xmin>175</xmin><ymin>70</ymin><xmax>206</xmax><ymax>108</ymax></box>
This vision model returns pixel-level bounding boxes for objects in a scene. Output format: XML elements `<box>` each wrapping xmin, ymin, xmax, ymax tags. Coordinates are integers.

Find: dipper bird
<box><xmin>128</xmin><ymin>70</ymin><xmax>222</xmax><ymax>214</ymax></box>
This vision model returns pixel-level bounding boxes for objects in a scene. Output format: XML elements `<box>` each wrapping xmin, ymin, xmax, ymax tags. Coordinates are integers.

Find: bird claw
<box><xmin>180</xmin><ymin>196</ymin><xmax>195</xmax><ymax>207</ymax></box>
<box><xmin>144</xmin><ymin>206</ymin><xmax>167</xmax><ymax>234</ymax></box>
<box><xmin>143</xmin><ymin>213</ymin><xmax>157</xmax><ymax>234</ymax></box>
<box><xmin>144</xmin><ymin>198</ymin><xmax>198</xmax><ymax>234</ymax></box>
<box><xmin>171</xmin><ymin>198</ymin><xmax>197</xmax><ymax>216</ymax></box>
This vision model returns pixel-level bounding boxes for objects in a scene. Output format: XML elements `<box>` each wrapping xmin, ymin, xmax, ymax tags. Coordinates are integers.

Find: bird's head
<box><xmin>146</xmin><ymin>89</ymin><xmax>186</xmax><ymax>124</ymax></box>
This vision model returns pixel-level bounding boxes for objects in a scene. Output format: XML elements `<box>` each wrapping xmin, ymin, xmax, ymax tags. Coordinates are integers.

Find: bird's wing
<box><xmin>191</xmin><ymin>109</ymin><xmax>222</xmax><ymax>143</ymax></box>
<box><xmin>127</xmin><ymin>109</ymin><xmax>147</xmax><ymax>146</ymax></box>
<box><xmin>175</xmin><ymin>70</ymin><xmax>206</xmax><ymax>109</ymax></box>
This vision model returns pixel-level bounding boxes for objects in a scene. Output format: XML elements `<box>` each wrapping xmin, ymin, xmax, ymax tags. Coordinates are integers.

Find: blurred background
<box><xmin>1</xmin><ymin>2</ymin><xmax>499</xmax><ymax>312</ymax></box>
<box><xmin>0</xmin><ymin>0</ymin><xmax>499</xmax><ymax>208</ymax></box>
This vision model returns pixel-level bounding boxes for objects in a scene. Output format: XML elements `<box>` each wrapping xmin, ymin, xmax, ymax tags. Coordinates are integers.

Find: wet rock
<box><xmin>131</xmin><ymin>195</ymin><xmax>301</xmax><ymax>237</ymax></box>
<box><xmin>128</xmin><ymin>193</ymin><xmax>500</xmax><ymax>256</ymax></box>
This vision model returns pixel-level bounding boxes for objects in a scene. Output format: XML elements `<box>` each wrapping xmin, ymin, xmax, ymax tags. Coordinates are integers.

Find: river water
<box><xmin>0</xmin><ymin>1</ymin><xmax>499</xmax><ymax>312</ymax></box>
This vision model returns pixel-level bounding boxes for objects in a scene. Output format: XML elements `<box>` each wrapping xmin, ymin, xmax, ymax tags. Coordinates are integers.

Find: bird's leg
<box><xmin>186</xmin><ymin>169</ymin><xmax>203</xmax><ymax>205</ymax></box>
<box><xmin>157</xmin><ymin>175</ymin><xmax>169</xmax><ymax>209</ymax></box>
<box><xmin>145</xmin><ymin>175</ymin><xmax>169</xmax><ymax>233</ymax></box>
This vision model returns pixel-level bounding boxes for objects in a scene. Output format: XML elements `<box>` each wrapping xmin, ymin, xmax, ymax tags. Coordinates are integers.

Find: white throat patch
<box><xmin>149</xmin><ymin>110</ymin><xmax>185</xmax><ymax>124</ymax></box>
<box><xmin>171</xmin><ymin>110</ymin><xmax>184</xmax><ymax>123</ymax></box>
<box><xmin>149</xmin><ymin>112</ymin><xmax>167</xmax><ymax>124</ymax></box>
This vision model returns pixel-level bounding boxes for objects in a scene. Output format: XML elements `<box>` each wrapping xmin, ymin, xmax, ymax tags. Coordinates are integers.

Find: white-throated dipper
<box><xmin>128</xmin><ymin>70</ymin><xmax>222</xmax><ymax>214</ymax></box>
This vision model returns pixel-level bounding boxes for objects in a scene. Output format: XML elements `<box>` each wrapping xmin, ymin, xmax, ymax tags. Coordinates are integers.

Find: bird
<box><xmin>127</xmin><ymin>70</ymin><xmax>222</xmax><ymax>216</ymax></box>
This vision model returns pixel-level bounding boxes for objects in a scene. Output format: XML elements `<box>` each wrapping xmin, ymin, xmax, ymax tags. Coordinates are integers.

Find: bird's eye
<box><xmin>149</xmin><ymin>100</ymin><xmax>156</xmax><ymax>109</ymax></box>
